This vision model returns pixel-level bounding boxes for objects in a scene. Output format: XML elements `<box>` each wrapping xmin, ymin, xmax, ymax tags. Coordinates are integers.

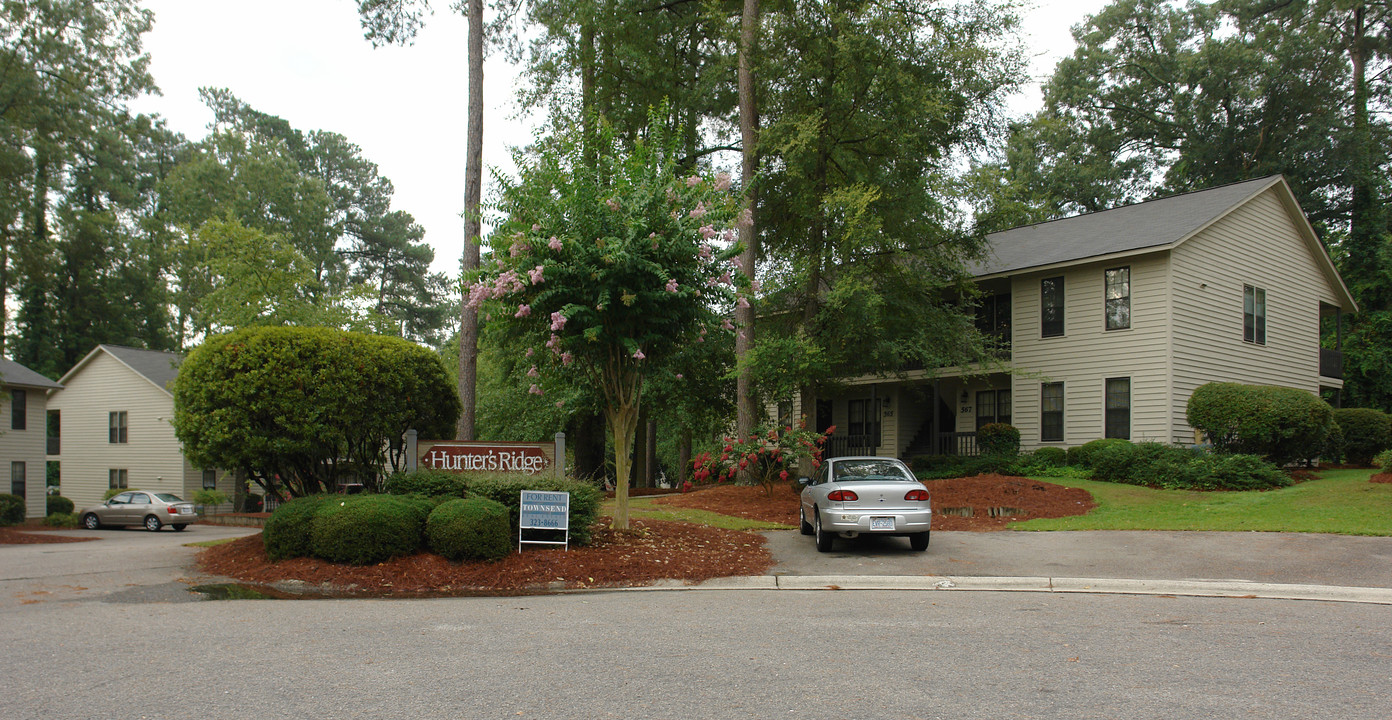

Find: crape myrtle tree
<box><xmin>173</xmin><ymin>326</ymin><xmax>460</xmax><ymax>500</ymax></box>
<box><xmin>468</xmin><ymin>117</ymin><xmax>747</xmax><ymax>529</ymax></box>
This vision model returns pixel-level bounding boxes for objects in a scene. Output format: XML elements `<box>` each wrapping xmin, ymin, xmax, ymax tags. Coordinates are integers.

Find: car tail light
<box><xmin>827</xmin><ymin>490</ymin><xmax>858</xmax><ymax>501</ymax></box>
<box><xmin>905</xmin><ymin>489</ymin><xmax>930</xmax><ymax>502</ymax></box>
<box><xmin>167</xmin><ymin>506</ymin><xmax>178</xmax><ymax>514</ymax></box>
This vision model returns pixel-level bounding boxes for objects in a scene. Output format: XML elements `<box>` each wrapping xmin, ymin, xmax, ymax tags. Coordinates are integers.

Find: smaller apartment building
<box><xmin>46</xmin><ymin>345</ymin><xmax>232</xmax><ymax>511</ymax></box>
<box><xmin>1</xmin><ymin>358</ymin><xmax>62</xmax><ymax>519</ymax></box>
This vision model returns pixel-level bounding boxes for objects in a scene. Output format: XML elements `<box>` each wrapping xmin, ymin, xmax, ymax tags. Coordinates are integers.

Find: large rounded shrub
<box><xmin>310</xmin><ymin>494</ymin><xmax>426</xmax><ymax>565</ymax></box>
<box><xmin>1186</xmin><ymin>382</ymin><xmax>1333</xmax><ymax>465</ymax></box>
<box><xmin>0</xmin><ymin>493</ymin><xmax>25</xmax><ymax>526</ymax></box>
<box><xmin>426</xmin><ymin>498</ymin><xmax>513</xmax><ymax>562</ymax></box>
<box><xmin>1031</xmin><ymin>447</ymin><xmax>1068</xmax><ymax>468</ymax></box>
<box><xmin>262</xmin><ymin>495</ymin><xmax>332</xmax><ymax>561</ymax></box>
<box><xmin>977</xmin><ymin>423</ymin><xmax>1021</xmax><ymax>456</ymax></box>
<box><xmin>1331</xmin><ymin>408</ymin><xmax>1392</xmax><ymax>466</ymax></box>
<box><xmin>1067</xmin><ymin>438</ymin><xmax>1133</xmax><ymax>469</ymax></box>
<box><xmin>46</xmin><ymin>495</ymin><xmax>74</xmax><ymax>515</ymax></box>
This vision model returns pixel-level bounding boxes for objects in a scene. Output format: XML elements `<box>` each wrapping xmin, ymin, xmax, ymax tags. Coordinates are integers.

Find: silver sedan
<box><xmin>798</xmin><ymin>456</ymin><xmax>932</xmax><ymax>552</ymax></box>
<box><xmin>80</xmin><ymin>491</ymin><xmax>198</xmax><ymax>532</ymax></box>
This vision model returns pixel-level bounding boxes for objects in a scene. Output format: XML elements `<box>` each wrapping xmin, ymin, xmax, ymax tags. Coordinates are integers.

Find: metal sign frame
<box><xmin>518</xmin><ymin>490</ymin><xmax>570</xmax><ymax>552</ymax></box>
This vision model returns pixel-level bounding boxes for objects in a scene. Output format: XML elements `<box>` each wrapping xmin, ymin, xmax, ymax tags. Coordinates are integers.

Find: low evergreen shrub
<box><xmin>193</xmin><ymin>489</ymin><xmax>229</xmax><ymax>508</ymax></box>
<box><xmin>1323</xmin><ymin>421</ymin><xmax>1346</xmax><ymax>464</ymax></box>
<box><xmin>463</xmin><ymin>473</ymin><xmax>602</xmax><ymax>545</ymax></box>
<box><xmin>1086</xmin><ymin>441</ymin><xmax>1290</xmax><ymax>491</ymax></box>
<box><xmin>426</xmin><ymin>498</ymin><xmax>512</xmax><ymax>562</ymax></box>
<box><xmin>1030</xmin><ymin>447</ymin><xmax>1068</xmax><ymax>468</ymax></box>
<box><xmin>1331</xmin><ymin>408</ymin><xmax>1392</xmax><ymax>466</ymax></box>
<box><xmin>1186</xmin><ymin>382</ymin><xmax>1333</xmax><ymax>465</ymax></box>
<box><xmin>46</xmin><ymin>495</ymin><xmax>74</xmax><ymax>515</ymax></box>
<box><xmin>1375</xmin><ymin>449</ymin><xmax>1392</xmax><ymax>473</ymax></box>
<box><xmin>310</xmin><ymin>494</ymin><xmax>426</xmax><ymax>565</ymax></box>
<box><xmin>1067</xmin><ymin>438</ymin><xmax>1133</xmax><ymax>469</ymax></box>
<box><xmin>0</xmin><ymin>493</ymin><xmax>24</xmax><ymax>525</ymax></box>
<box><xmin>44</xmin><ymin>512</ymin><xmax>79</xmax><ymax>528</ymax></box>
<box><xmin>977</xmin><ymin>423</ymin><xmax>1021</xmax><ymax>456</ymax></box>
<box><xmin>263</xmin><ymin>495</ymin><xmax>333</xmax><ymax>561</ymax></box>
<box><xmin>384</xmin><ymin>469</ymin><xmax>470</xmax><ymax>499</ymax></box>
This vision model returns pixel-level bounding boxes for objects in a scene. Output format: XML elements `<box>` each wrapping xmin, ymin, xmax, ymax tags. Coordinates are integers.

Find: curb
<box><xmin>603</xmin><ymin>574</ymin><xmax>1392</xmax><ymax>605</ymax></box>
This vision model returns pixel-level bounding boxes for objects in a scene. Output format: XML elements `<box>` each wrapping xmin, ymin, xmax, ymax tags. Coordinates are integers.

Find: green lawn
<box><xmin>1014</xmin><ymin>468</ymin><xmax>1392</xmax><ymax>535</ymax></box>
<box><xmin>601</xmin><ymin>496</ymin><xmax>793</xmax><ymax>532</ymax></box>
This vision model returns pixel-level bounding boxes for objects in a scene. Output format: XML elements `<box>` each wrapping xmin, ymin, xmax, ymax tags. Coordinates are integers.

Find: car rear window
<box><xmin>832</xmin><ymin>460</ymin><xmax>913</xmax><ymax>482</ymax></box>
<box><xmin>155</xmin><ymin>493</ymin><xmax>184</xmax><ymax>502</ymax></box>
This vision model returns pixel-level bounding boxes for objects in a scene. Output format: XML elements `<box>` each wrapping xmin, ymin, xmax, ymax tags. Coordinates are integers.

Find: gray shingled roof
<box><xmin>970</xmin><ymin>175</ymin><xmax>1281</xmax><ymax>277</ymax></box>
<box><xmin>101</xmin><ymin>344</ymin><xmax>183</xmax><ymax>393</ymax></box>
<box><xmin>0</xmin><ymin>357</ymin><xmax>62</xmax><ymax>390</ymax></box>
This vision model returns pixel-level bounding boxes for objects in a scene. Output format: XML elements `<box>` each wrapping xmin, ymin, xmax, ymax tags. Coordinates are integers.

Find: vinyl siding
<box><xmin>1009</xmin><ymin>253</ymin><xmax>1172</xmax><ymax>449</ymax></box>
<box><xmin>1169</xmin><ymin>187</ymin><xmax>1340</xmax><ymax>443</ymax></box>
<box><xmin>0</xmin><ymin>388</ymin><xmax>51</xmax><ymax>518</ymax></box>
<box><xmin>45</xmin><ymin>352</ymin><xmax>186</xmax><ymax>511</ymax></box>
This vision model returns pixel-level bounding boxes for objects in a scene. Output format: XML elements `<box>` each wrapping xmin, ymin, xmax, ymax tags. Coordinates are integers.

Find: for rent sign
<box><xmin>419</xmin><ymin>441</ymin><xmax>555</xmax><ymax>476</ymax></box>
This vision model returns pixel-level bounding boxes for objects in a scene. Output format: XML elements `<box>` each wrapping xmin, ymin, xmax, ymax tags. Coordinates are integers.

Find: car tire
<box><xmin>799</xmin><ymin>507</ymin><xmax>814</xmax><ymax>536</ymax></box>
<box><xmin>814</xmin><ymin>509</ymin><xmax>834</xmax><ymax>553</ymax></box>
<box><xmin>909</xmin><ymin>531</ymin><xmax>930</xmax><ymax>551</ymax></box>
<box><xmin>143</xmin><ymin>515</ymin><xmax>162</xmax><ymax>532</ymax></box>
<box><xmin>82</xmin><ymin>513</ymin><xmax>101</xmax><ymax>530</ymax></box>
<box><xmin>173</xmin><ymin>524</ymin><xmax>187</xmax><ymax>531</ymax></box>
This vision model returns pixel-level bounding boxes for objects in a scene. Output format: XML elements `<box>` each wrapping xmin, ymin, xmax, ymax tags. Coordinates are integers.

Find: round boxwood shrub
<box><xmin>1067</xmin><ymin>438</ymin><xmax>1132</xmax><ymax>469</ymax></box>
<box><xmin>1087</xmin><ymin>440</ymin><xmax>1140</xmax><ymax>482</ymax></box>
<box><xmin>1375</xmin><ymin>449</ymin><xmax>1392</xmax><ymax>473</ymax></box>
<box><xmin>44</xmin><ymin>512</ymin><xmax>79</xmax><ymax>528</ymax></box>
<box><xmin>310</xmin><ymin>494</ymin><xmax>426</xmax><ymax>565</ymax></box>
<box><xmin>1323</xmin><ymin>421</ymin><xmax>1346</xmax><ymax>464</ymax></box>
<box><xmin>1186</xmin><ymin>382</ymin><xmax>1333</xmax><ymax>466</ymax></box>
<box><xmin>46</xmin><ymin>495</ymin><xmax>74</xmax><ymax>516</ymax></box>
<box><xmin>1031</xmin><ymin>447</ymin><xmax>1068</xmax><ymax>468</ymax></box>
<box><xmin>0</xmin><ymin>493</ymin><xmax>26</xmax><ymax>526</ymax></box>
<box><xmin>426</xmin><ymin>498</ymin><xmax>513</xmax><ymax>562</ymax></box>
<box><xmin>977</xmin><ymin>423</ymin><xmax>1020</xmax><ymax>456</ymax></box>
<box><xmin>262</xmin><ymin>495</ymin><xmax>333</xmax><ymax>561</ymax></box>
<box><xmin>1331</xmin><ymin>408</ymin><xmax>1392</xmax><ymax>466</ymax></box>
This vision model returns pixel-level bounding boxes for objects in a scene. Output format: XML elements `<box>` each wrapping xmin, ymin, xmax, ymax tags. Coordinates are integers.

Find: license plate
<box><xmin>179</xmin><ymin>506</ymin><xmax>194</xmax><ymax>514</ymax></box>
<box><xmin>870</xmin><ymin>517</ymin><xmax>895</xmax><ymax>531</ymax></box>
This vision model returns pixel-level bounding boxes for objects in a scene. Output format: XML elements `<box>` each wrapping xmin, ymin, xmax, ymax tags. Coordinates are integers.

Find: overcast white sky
<box><xmin>130</xmin><ymin>0</ymin><xmax>1111</xmax><ymax>277</ymax></box>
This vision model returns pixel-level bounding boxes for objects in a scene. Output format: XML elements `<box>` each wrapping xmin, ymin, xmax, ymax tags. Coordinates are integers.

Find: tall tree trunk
<box><xmin>581</xmin><ymin>23</ymin><xmax>596</xmax><ymax>163</ymax></box>
<box><xmin>1346</xmin><ymin>4</ymin><xmax>1380</xmax><ymax>282</ymax></box>
<box><xmin>607</xmin><ymin>402</ymin><xmax>638</xmax><ymax>529</ymax></box>
<box><xmin>0</xmin><ymin>237</ymin><xmax>6</xmax><ymax>357</ymax></box>
<box><xmin>735</xmin><ymin>0</ymin><xmax>761</xmax><ymax>457</ymax></box>
<box><xmin>633</xmin><ymin>406</ymin><xmax>648</xmax><ymax>488</ymax></box>
<box><xmin>645</xmin><ymin>416</ymin><xmax>657</xmax><ymax>487</ymax></box>
<box><xmin>456</xmin><ymin>0</ymin><xmax>484</xmax><ymax>441</ymax></box>
<box><xmin>677</xmin><ymin>429</ymin><xmax>692</xmax><ymax>487</ymax></box>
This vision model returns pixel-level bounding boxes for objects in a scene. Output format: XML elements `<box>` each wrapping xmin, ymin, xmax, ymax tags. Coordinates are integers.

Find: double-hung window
<box><xmin>202</xmin><ymin>469</ymin><xmax>218</xmax><ymax>490</ymax></box>
<box><xmin>975</xmin><ymin>390</ymin><xmax>1012</xmax><ymax>430</ymax></box>
<box><xmin>1105</xmin><ymin>267</ymin><xmax>1131</xmax><ymax>330</ymax></box>
<box><xmin>1041</xmin><ymin>277</ymin><xmax>1064</xmax><ymax>337</ymax></box>
<box><xmin>1104</xmin><ymin>378</ymin><xmax>1131</xmax><ymax>440</ymax></box>
<box><xmin>109</xmin><ymin>469</ymin><xmax>128</xmax><ymax>489</ymax></box>
<box><xmin>847</xmin><ymin>399</ymin><xmax>882</xmax><ymax>446</ymax></box>
<box><xmin>1244</xmin><ymin>285</ymin><xmax>1266</xmax><ymax>344</ymax></box>
<box><xmin>11</xmin><ymin>462</ymin><xmax>25</xmax><ymax>498</ymax></box>
<box><xmin>10</xmin><ymin>389</ymin><xmax>26</xmax><ymax>430</ymax></box>
<box><xmin>109</xmin><ymin>411</ymin><xmax>127</xmax><ymax>444</ymax></box>
<box><xmin>1041</xmin><ymin>383</ymin><xmax>1064</xmax><ymax>442</ymax></box>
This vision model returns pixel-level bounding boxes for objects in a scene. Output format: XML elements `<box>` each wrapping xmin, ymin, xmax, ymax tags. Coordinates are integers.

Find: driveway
<box><xmin>765</xmin><ymin>529</ymin><xmax>1392</xmax><ymax>589</ymax></box>
<box><xmin>0</xmin><ymin>524</ymin><xmax>260</xmax><ymax>608</ymax></box>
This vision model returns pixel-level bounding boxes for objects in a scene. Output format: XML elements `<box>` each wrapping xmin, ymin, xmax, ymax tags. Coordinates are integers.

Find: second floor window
<box><xmin>109</xmin><ymin>411</ymin><xmax>128</xmax><ymax>444</ymax></box>
<box><xmin>1041</xmin><ymin>277</ymin><xmax>1064</xmax><ymax>337</ymax></box>
<box><xmin>1105</xmin><ymin>267</ymin><xmax>1131</xmax><ymax>330</ymax></box>
<box><xmin>1244</xmin><ymin>285</ymin><xmax>1266</xmax><ymax>345</ymax></box>
<box><xmin>975</xmin><ymin>293</ymin><xmax>1012</xmax><ymax>345</ymax></box>
<box><xmin>10</xmin><ymin>389</ymin><xmax>26</xmax><ymax>430</ymax></box>
<box><xmin>47</xmin><ymin>410</ymin><xmax>60</xmax><ymax>455</ymax></box>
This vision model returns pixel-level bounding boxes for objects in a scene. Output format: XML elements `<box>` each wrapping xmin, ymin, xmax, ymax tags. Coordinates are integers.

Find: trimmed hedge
<box><xmin>263</xmin><ymin>495</ymin><xmax>333</xmax><ymax>561</ymax></box>
<box><xmin>46</xmin><ymin>495</ymin><xmax>74</xmax><ymax>515</ymax></box>
<box><xmin>426</xmin><ymin>498</ymin><xmax>512</xmax><ymax>561</ymax></box>
<box><xmin>1087</xmin><ymin>440</ymin><xmax>1290</xmax><ymax>491</ymax></box>
<box><xmin>384</xmin><ymin>469</ymin><xmax>470</xmax><ymax>499</ymax></box>
<box><xmin>1186</xmin><ymin>382</ymin><xmax>1333</xmax><ymax>466</ymax></box>
<box><xmin>0</xmin><ymin>493</ymin><xmax>25</xmax><ymax>525</ymax></box>
<box><xmin>44</xmin><ymin>512</ymin><xmax>79</xmax><ymax>528</ymax></box>
<box><xmin>977</xmin><ymin>423</ymin><xmax>1020</xmax><ymax>456</ymax></box>
<box><xmin>310</xmin><ymin>494</ymin><xmax>427</xmax><ymax>565</ymax></box>
<box><xmin>1331</xmin><ymin>408</ymin><xmax>1392</xmax><ymax>466</ymax></box>
<box><xmin>1030</xmin><ymin>447</ymin><xmax>1068</xmax><ymax>468</ymax></box>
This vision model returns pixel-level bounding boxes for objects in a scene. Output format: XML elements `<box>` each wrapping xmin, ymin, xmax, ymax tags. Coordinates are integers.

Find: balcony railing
<box><xmin>1320</xmin><ymin>348</ymin><xmax>1343</xmax><ymax>379</ymax></box>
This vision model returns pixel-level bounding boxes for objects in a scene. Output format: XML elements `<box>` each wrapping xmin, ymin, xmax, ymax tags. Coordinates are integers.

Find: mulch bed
<box><xmin>1372</xmin><ymin>473</ymin><xmax>1392</xmax><ymax>484</ymax></box>
<box><xmin>197</xmin><ymin>518</ymin><xmax>772</xmax><ymax>596</ymax></box>
<box><xmin>654</xmin><ymin>474</ymin><xmax>1095</xmax><ymax>531</ymax></box>
<box><xmin>0</xmin><ymin>526</ymin><xmax>97</xmax><ymax>545</ymax></box>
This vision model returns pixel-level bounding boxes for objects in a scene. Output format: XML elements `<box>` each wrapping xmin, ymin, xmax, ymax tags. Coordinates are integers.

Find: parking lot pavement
<box><xmin>764</xmin><ymin>528</ymin><xmax>1392</xmax><ymax>589</ymax></box>
<box><xmin>0</xmin><ymin>524</ymin><xmax>260</xmax><ymax>608</ymax></box>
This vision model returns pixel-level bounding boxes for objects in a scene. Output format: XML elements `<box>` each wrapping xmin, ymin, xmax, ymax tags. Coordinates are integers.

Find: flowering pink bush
<box><xmin>694</xmin><ymin>418</ymin><xmax>833</xmax><ymax>496</ymax></box>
